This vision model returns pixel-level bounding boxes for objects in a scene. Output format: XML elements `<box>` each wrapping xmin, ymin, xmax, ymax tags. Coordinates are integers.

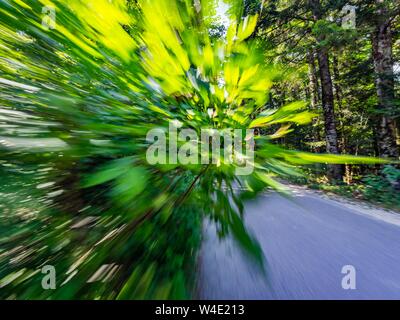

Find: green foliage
<box><xmin>0</xmin><ymin>0</ymin><xmax>388</xmax><ymax>299</ymax></box>
<box><xmin>312</xmin><ymin>20</ymin><xmax>356</xmax><ymax>48</ymax></box>
<box><xmin>290</xmin><ymin>166</ymin><xmax>400</xmax><ymax>210</ymax></box>
<box><xmin>362</xmin><ymin>166</ymin><xmax>400</xmax><ymax>208</ymax></box>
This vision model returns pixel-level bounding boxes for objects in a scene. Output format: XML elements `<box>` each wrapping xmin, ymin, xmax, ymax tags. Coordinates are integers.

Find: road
<box><xmin>197</xmin><ymin>187</ymin><xmax>400</xmax><ymax>299</ymax></box>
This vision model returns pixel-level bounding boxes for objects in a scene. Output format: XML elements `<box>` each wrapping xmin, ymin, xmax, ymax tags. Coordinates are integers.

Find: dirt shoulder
<box><xmin>285</xmin><ymin>183</ymin><xmax>400</xmax><ymax>227</ymax></box>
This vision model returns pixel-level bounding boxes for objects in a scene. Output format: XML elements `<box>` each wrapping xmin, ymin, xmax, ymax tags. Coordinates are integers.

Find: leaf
<box><xmin>229</xmin><ymin>209</ymin><xmax>264</xmax><ymax>268</ymax></box>
<box><xmin>237</xmin><ymin>15</ymin><xmax>258</xmax><ymax>41</ymax></box>
<box><xmin>83</xmin><ymin>164</ymin><xmax>128</xmax><ymax>188</ymax></box>
<box><xmin>290</xmin><ymin>152</ymin><xmax>392</xmax><ymax>165</ymax></box>
<box><xmin>249</xmin><ymin>101</ymin><xmax>316</xmax><ymax>128</ymax></box>
<box><xmin>111</xmin><ymin>166</ymin><xmax>148</xmax><ymax>203</ymax></box>
<box><xmin>255</xmin><ymin>171</ymin><xmax>289</xmax><ymax>193</ymax></box>
<box><xmin>82</xmin><ymin>157</ymin><xmax>134</xmax><ymax>188</ymax></box>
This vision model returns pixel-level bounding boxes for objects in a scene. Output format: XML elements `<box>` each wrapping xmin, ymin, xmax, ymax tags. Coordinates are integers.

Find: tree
<box><xmin>309</xmin><ymin>0</ymin><xmax>343</xmax><ymax>180</ymax></box>
<box><xmin>0</xmin><ymin>0</ymin><xmax>388</xmax><ymax>299</ymax></box>
<box><xmin>371</xmin><ymin>0</ymin><xmax>399</xmax><ymax>158</ymax></box>
<box><xmin>307</xmin><ymin>50</ymin><xmax>323</xmax><ymax>152</ymax></box>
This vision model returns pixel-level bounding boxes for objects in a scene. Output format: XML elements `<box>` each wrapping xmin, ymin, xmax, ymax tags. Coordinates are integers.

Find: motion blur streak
<box><xmin>0</xmin><ymin>0</ymin><xmax>385</xmax><ymax>299</ymax></box>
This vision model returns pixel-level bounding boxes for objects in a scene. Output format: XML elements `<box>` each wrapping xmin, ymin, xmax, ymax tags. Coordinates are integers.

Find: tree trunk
<box><xmin>308</xmin><ymin>51</ymin><xmax>319</xmax><ymax>111</ymax></box>
<box><xmin>371</xmin><ymin>0</ymin><xmax>399</xmax><ymax>158</ymax></box>
<box><xmin>332</xmin><ymin>53</ymin><xmax>350</xmax><ymax>182</ymax></box>
<box><xmin>332</xmin><ymin>53</ymin><xmax>344</xmax><ymax>153</ymax></box>
<box><xmin>307</xmin><ymin>50</ymin><xmax>322</xmax><ymax>153</ymax></box>
<box><xmin>310</xmin><ymin>0</ymin><xmax>343</xmax><ymax>181</ymax></box>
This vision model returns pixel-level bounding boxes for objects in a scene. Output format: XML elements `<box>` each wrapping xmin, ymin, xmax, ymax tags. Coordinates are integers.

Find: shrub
<box><xmin>362</xmin><ymin>166</ymin><xmax>400</xmax><ymax>208</ymax></box>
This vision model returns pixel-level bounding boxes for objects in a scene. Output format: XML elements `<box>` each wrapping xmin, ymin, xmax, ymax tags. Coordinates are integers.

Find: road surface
<box><xmin>197</xmin><ymin>187</ymin><xmax>400</xmax><ymax>299</ymax></box>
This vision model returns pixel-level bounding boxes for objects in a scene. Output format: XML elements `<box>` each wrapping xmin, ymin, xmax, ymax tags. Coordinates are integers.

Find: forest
<box><xmin>243</xmin><ymin>0</ymin><xmax>400</xmax><ymax>203</ymax></box>
<box><xmin>0</xmin><ymin>0</ymin><xmax>399</xmax><ymax>300</ymax></box>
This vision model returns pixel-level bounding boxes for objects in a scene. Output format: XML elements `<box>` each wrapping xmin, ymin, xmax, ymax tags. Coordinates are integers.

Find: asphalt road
<box><xmin>198</xmin><ymin>188</ymin><xmax>400</xmax><ymax>299</ymax></box>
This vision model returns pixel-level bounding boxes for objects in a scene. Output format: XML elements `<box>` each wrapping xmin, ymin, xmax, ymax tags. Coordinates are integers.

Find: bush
<box><xmin>362</xmin><ymin>166</ymin><xmax>400</xmax><ymax>209</ymax></box>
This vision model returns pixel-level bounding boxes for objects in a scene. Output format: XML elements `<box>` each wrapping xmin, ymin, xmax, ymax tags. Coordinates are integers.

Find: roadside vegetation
<box><xmin>0</xmin><ymin>0</ymin><xmax>398</xmax><ymax>299</ymax></box>
<box><xmin>289</xmin><ymin>165</ymin><xmax>400</xmax><ymax>211</ymax></box>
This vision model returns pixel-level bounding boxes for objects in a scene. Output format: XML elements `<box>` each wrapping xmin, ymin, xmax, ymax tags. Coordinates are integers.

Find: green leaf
<box><xmin>112</xmin><ymin>166</ymin><xmax>148</xmax><ymax>203</ymax></box>
<box><xmin>229</xmin><ymin>209</ymin><xmax>264</xmax><ymax>268</ymax></box>
<box><xmin>83</xmin><ymin>164</ymin><xmax>128</xmax><ymax>188</ymax></box>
